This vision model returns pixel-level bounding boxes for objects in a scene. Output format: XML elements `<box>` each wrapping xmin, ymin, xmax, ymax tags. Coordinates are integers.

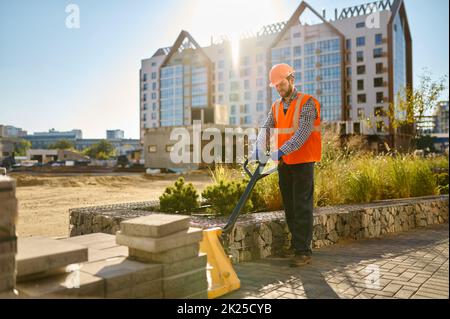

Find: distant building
<box><xmin>25</xmin><ymin>129</ymin><xmax>82</xmax><ymax>149</ymax></box>
<box><xmin>107</xmin><ymin>130</ymin><xmax>125</xmax><ymax>140</ymax></box>
<box><xmin>434</xmin><ymin>101</ymin><xmax>449</xmax><ymax>134</ymax></box>
<box><xmin>0</xmin><ymin>125</ymin><xmax>27</xmax><ymax>138</ymax></box>
<box><xmin>24</xmin><ymin>129</ymin><xmax>140</xmax><ymax>157</ymax></box>
<box><xmin>74</xmin><ymin>138</ymin><xmax>140</xmax><ymax>156</ymax></box>
<box><xmin>140</xmin><ymin>0</ymin><xmax>413</xmax><ymax>155</ymax></box>
<box><xmin>416</xmin><ymin>115</ymin><xmax>437</xmax><ymax>136</ymax></box>
<box><xmin>26</xmin><ymin>149</ymin><xmax>90</xmax><ymax>164</ymax></box>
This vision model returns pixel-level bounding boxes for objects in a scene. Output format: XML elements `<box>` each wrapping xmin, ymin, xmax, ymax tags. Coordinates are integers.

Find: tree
<box><xmin>361</xmin><ymin>69</ymin><xmax>448</xmax><ymax>151</ymax></box>
<box><xmin>83</xmin><ymin>140</ymin><xmax>115</xmax><ymax>160</ymax></box>
<box><xmin>14</xmin><ymin>139</ymin><xmax>31</xmax><ymax>156</ymax></box>
<box><xmin>48</xmin><ymin>139</ymin><xmax>74</xmax><ymax>150</ymax></box>
<box><xmin>388</xmin><ymin>69</ymin><xmax>448</xmax><ymax>139</ymax></box>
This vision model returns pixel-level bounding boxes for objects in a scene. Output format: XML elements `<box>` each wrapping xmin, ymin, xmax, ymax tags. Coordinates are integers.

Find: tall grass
<box><xmin>204</xmin><ymin>132</ymin><xmax>448</xmax><ymax>215</ymax></box>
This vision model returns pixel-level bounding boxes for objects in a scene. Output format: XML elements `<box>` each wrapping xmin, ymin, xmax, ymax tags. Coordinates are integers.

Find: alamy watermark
<box><xmin>65</xmin><ymin>4</ymin><xmax>80</xmax><ymax>29</ymax></box>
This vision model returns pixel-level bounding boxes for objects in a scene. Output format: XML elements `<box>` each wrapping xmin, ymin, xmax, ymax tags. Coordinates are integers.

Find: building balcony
<box><xmin>315</xmin><ymin>62</ymin><xmax>322</xmax><ymax>68</ymax></box>
<box><xmin>316</xmin><ymin>75</ymin><xmax>323</xmax><ymax>81</ymax></box>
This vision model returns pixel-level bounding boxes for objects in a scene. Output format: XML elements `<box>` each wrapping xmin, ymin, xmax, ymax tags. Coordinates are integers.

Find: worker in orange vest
<box><xmin>255</xmin><ymin>63</ymin><xmax>322</xmax><ymax>267</ymax></box>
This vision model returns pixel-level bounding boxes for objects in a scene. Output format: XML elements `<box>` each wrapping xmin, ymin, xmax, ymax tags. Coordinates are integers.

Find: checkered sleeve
<box><xmin>279</xmin><ymin>98</ymin><xmax>317</xmax><ymax>155</ymax></box>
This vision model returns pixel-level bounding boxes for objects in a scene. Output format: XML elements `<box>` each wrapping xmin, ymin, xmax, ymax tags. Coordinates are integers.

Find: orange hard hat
<box><xmin>269</xmin><ymin>63</ymin><xmax>295</xmax><ymax>87</ymax></box>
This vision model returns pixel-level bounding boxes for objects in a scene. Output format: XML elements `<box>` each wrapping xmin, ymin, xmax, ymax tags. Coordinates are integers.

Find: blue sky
<box><xmin>0</xmin><ymin>0</ymin><xmax>448</xmax><ymax>139</ymax></box>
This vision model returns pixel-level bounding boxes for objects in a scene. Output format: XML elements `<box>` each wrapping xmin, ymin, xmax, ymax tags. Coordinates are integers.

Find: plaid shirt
<box><xmin>256</xmin><ymin>88</ymin><xmax>318</xmax><ymax>156</ymax></box>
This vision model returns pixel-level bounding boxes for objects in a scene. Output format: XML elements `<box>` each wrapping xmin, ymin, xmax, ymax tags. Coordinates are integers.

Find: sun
<box><xmin>187</xmin><ymin>0</ymin><xmax>282</xmax><ymax>66</ymax></box>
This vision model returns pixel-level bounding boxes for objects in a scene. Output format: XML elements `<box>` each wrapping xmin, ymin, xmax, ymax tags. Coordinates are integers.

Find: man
<box><xmin>255</xmin><ymin>63</ymin><xmax>322</xmax><ymax>267</ymax></box>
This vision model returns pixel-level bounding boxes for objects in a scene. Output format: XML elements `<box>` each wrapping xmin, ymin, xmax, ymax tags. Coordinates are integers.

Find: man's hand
<box><xmin>270</xmin><ymin>150</ymin><xmax>285</xmax><ymax>162</ymax></box>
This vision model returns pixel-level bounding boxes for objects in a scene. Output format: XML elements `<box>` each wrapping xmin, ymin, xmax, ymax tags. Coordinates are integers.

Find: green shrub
<box><xmin>159</xmin><ymin>177</ymin><xmax>199</xmax><ymax>213</ymax></box>
<box><xmin>201</xmin><ymin>179</ymin><xmax>253</xmax><ymax>216</ymax></box>
<box><xmin>436</xmin><ymin>173</ymin><xmax>449</xmax><ymax>194</ymax></box>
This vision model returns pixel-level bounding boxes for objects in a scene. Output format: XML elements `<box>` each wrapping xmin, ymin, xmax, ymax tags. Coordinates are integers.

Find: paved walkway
<box><xmin>222</xmin><ymin>224</ymin><xmax>449</xmax><ymax>299</ymax></box>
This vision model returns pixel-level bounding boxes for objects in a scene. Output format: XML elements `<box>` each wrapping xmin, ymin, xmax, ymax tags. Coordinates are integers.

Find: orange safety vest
<box><xmin>271</xmin><ymin>92</ymin><xmax>322</xmax><ymax>165</ymax></box>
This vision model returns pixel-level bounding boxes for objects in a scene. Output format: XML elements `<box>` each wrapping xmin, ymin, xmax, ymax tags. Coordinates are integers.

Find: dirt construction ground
<box><xmin>11</xmin><ymin>172</ymin><xmax>213</xmax><ymax>238</ymax></box>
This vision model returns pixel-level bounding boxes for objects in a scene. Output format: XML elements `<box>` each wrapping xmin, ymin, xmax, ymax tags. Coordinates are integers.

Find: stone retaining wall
<box><xmin>69</xmin><ymin>195</ymin><xmax>449</xmax><ymax>263</ymax></box>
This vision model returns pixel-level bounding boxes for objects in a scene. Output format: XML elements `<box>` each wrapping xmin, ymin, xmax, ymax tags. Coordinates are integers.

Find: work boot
<box><xmin>289</xmin><ymin>255</ymin><xmax>312</xmax><ymax>267</ymax></box>
<box><xmin>276</xmin><ymin>247</ymin><xmax>295</xmax><ymax>258</ymax></box>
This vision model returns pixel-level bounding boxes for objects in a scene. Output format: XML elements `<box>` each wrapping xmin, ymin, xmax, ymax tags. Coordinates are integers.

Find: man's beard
<box><xmin>279</xmin><ymin>84</ymin><xmax>293</xmax><ymax>99</ymax></box>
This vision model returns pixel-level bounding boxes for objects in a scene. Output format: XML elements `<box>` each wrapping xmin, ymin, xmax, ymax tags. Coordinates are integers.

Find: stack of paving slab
<box><xmin>116</xmin><ymin>214</ymin><xmax>208</xmax><ymax>299</ymax></box>
<box><xmin>66</xmin><ymin>233</ymin><xmax>163</xmax><ymax>299</ymax></box>
<box><xmin>0</xmin><ymin>176</ymin><xmax>18</xmax><ymax>296</ymax></box>
<box><xmin>14</xmin><ymin>236</ymin><xmax>93</xmax><ymax>298</ymax></box>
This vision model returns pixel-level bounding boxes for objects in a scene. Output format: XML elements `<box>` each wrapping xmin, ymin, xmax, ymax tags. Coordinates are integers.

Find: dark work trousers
<box><xmin>278</xmin><ymin>161</ymin><xmax>315</xmax><ymax>256</ymax></box>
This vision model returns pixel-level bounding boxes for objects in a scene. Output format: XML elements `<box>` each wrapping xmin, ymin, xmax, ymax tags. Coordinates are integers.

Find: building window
<box><xmin>240</xmin><ymin>68</ymin><xmax>251</xmax><ymax>77</ymax></box>
<box><xmin>152</xmin><ymin>82</ymin><xmax>157</xmax><ymax>90</ymax></box>
<box><xmin>293</xmin><ymin>32</ymin><xmax>301</xmax><ymax>38</ymax></box>
<box><xmin>143</xmin><ymin>73</ymin><xmax>147</xmax><ymax>81</ymax></box>
<box><xmin>357</xmin><ymin>94</ymin><xmax>366</xmax><ymax>103</ymax></box>
<box><xmin>165</xmin><ymin>145</ymin><xmax>174</xmax><ymax>152</ymax></box>
<box><xmin>151</xmin><ymin>112</ymin><xmax>156</xmax><ymax>120</ymax></box>
<box><xmin>152</xmin><ymin>103</ymin><xmax>157</xmax><ymax>111</ymax></box>
<box><xmin>230</xmin><ymin>117</ymin><xmax>236</xmax><ymax>125</ymax></box>
<box><xmin>256</xmin><ymin>78</ymin><xmax>264</xmax><ymax>87</ymax></box>
<box><xmin>256</xmin><ymin>103</ymin><xmax>264</xmax><ymax>112</ymax></box>
<box><xmin>148</xmin><ymin>145</ymin><xmax>157</xmax><ymax>153</ymax></box>
<box><xmin>294</xmin><ymin>46</ymin><xmax>302</xmax><ymax>56</ymax></box>
<box><xmin>354</xmin><ymin>122</ymin><xmax>361</xmax><ymax>134</ymax></box>
<box><xmin>257</xmin><ymin>90</ymin><xmax>264</xmax><ymax>101</ymax></box>
<box><xmin>376</xmin><ymin>63</ymin><xmax>384</xmax><ymax>74</ymax></box>
<box><xmin>357</xmin><ymin>108</ymin><xmax>364</xmax><ymax>119</ymax></box>
<box><xmin>230</xmin><ymin>81</ymin><xmax>239</xmax><ymax>91</ymax></box>
<box><xmin>304</xmin><ymin>43</ymin><xmax>315</xmax><ymax>55</ymax></box>
<box><xmin>346</xmin><ymin>39</ymin><xmax>351</xmax><ymax>50</ymax></box>
<box><xmin>356</xmin><ymin>51</ymin><xmax>364</xmax><ymax>62</ymax></box>
<box><xmin>143</xmin><ymin>103</ymin><xmax>148</xmax><ymax>110</ymax></box>
<box><xmin>356</xmin><ymin>22</ymin><xmax>365</xmax><ymax>28</ymax></box>
<box><xmin>151</xmin><ymin>72</ymin><xmax>157</xmax><ymax>80</ymax></box>
<box><xmin>346</xmin><ymin>67</ymin><xmax>351</xmax><ymax>77</ymax></box>
<box><xmin>229</xmin><ymin>93</ymin><xmax>239</xmax><ymax>102</ymax></box>
<box><xmin>218</xmin><ymin>60</ymin><xmax>225</xmax><ymax>69</ymax></box>
<box><xmin>244</xmin><ymin>80</ymin><xmax>250</xmax><ymax>90</ymax></box>
<box><xmin>375</xmin><ymin>34</ymin><xmax>383</xmax><ymax>45</ymax></box>
<box><xmin>376</xmin><ymin>92</ymin><xmax>385</xmax><ymax>104</ymax></box>
<box><xmin>356</xmin><ymin>36</ymin><xmax>365</xmax><ymax>47</ymax></box>
<box><xmin>218</xmin><ymin>72</ymin><xmax>224</xmax><ymax>82</ymax></box>
<box><xmin>346</xmin><ymin>52</ymin><xmax>351</xmax><ymax>63</ymax></box>
<box><xmin>257</xmin><ymin>65</ymin><xmax>263</xmax><ymax>76</ymax></box>
<box><xmin>151</xmin><ymin>92</ymin><xmax>157</xmax><ymax>100</ymax></box>
<box><xmin>244</xmin><ymin>91</ymin><xmax>251</xmax><ymax>100</ymax></box>
<box><xmin>357</xmin><ymin>79</ymin><xmax>364</xmax><ymax>91</ymax></box>
<box><xmin>376</xmin><ymin>121</ymin><xmax>385</xmax><ymax>133</ymax></box>
<box><xmin>374</xmin><ymin>77</ymin><xmax>384</xmax><ymax>87</ymax></box>
<box><xmin>373</xmin><ymin>48</ymin><xmax>383</xmax><ymax>58</ymax></box>
<box><xmin>143</xmin><ymin>94</ymin><xmax>147</xmax><ymax>101</ymax></box>
<box><xmin>374</xmin><ymin>107</ymin><xmax>386</xmax><ymax>117</ymax></box>
<box><xmin>230</xmin><ymin>105</ymin><xmax>236</xmax><ymax>115</ymax></box>
<box><xmin>357</xmin><ymin>65</ymin><xmax>366</xmax><ymax>75</ymax></box>
<box><xmin>218</xmin><ymin>83</ymin><xmax>224</xmax><ymax>92</ymax></box>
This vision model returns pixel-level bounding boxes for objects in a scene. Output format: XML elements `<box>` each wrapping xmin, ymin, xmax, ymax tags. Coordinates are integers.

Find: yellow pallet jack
<box><xmin>199</xmin><ymin>158</ymin><xmax>277</xmax><ymax>299</ymax></box>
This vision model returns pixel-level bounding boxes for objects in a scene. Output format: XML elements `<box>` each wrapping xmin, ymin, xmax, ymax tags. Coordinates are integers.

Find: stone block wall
<box><xmin>0</xmin><ymin>176</ymin><xmax>18</xmax><ymax>296</ymax></box>
<box><xmin>69</xmin><ymin>195</ymin><xmax>449</xmax><ymax>263</ymax></box>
